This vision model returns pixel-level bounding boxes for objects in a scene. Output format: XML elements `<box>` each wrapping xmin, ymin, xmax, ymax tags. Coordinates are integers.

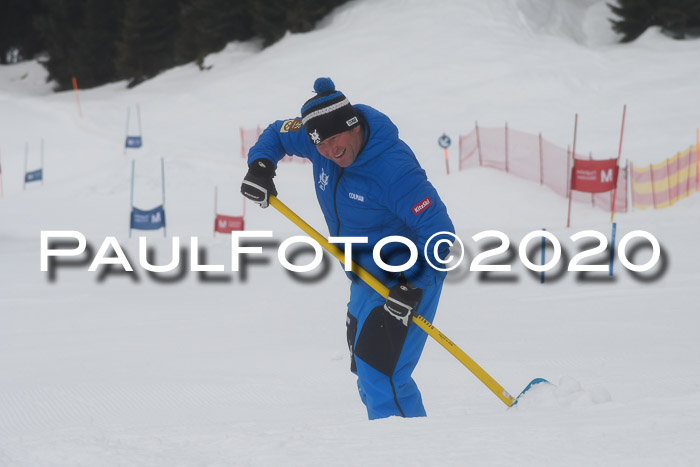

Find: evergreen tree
<box><xmin>175</xmin><ymin>0</ymin><xmax>200</xmax><ymax>65</ymax></box>
<box><xmin>75</xmin><ymin>0</ymin><xmax>124</xmax><ymax>88</ymax></box>
<box><xmin>176</xmin><ymin>0</ymin><xmax>252</xmax><ymax>68</ymax></box>
<box><xmin>248</xmin><ymin>1</ymin><xmax>288</xmax><ymax>46</ymax></box>
<box><xmin>656</xmin><ymin>0</ymin><xmax>700</xmax><ymax>38</ymax></box>
<box><xmin>28</xmin><ymin>0</ymin><xmax>351</xmax><ymax>90</ymax></box>
<box><xmin>34</xmin><ymin>0</ymin><xmax>124</xmax><ymax>90</ymax></box>
<box><xmin>282</xmin><ymin>0</ymin><xmax>348</xmax><ymax>34</ymax></box>
<box><xmin>608</xmin><ymin>0</ymin><xmax>700</xmax><ymax>42</ymax></box>
<box><xmin>34</xmin><ymin>0</ymin><xmax>87</xmax><ymax>89</ymax></box>
<box><xmin>248</xmin><ymin>0</ymin><xmax>350</xmax><ymax>46</ymax></box>
<box><xmin>115</xmin><ymin>0</ymin><xmax>180</xmax><ymax>87</ymax></box>
<box><xmin>0</xmin><ymin>0</ymin><xmax>45</xmax><ymax>64</ymax></box>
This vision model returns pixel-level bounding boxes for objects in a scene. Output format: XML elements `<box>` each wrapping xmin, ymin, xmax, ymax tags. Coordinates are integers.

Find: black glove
<box><xmin>241</xmin><ymin>158</ymin><xmax>277</xmax><ymax>208</ymax></box>
<box><xmin>384</xmin><ymin>279</ymin><xmax>422</xmax><ymax>326</ymax></box>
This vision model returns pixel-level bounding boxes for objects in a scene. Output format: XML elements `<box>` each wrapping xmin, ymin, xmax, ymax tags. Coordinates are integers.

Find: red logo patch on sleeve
<box><xmin>412</xmin><ymin>196</ymin><xmax>432</xmax><ymax>215</ymax></box>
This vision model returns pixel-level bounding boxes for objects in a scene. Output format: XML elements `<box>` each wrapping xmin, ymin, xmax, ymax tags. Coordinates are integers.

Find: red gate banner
<box><xmin>215</xmin><ymin>214</ymin><xmax>244</xmax><ymax>233</ymax></box>
<box><xmin>571</xmin><ymin>158</ymin><xmax>619</xmax><ymax>193</ymax></box>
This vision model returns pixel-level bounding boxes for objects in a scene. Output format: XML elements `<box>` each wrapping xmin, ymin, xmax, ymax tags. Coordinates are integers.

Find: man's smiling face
<box><xmin>316</xmin><ymin>125</ymin><xmax>364</xmax><ymax>168</ymax></box>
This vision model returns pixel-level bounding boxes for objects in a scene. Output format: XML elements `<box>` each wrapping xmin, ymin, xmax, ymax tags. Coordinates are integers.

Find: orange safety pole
<box><xmin>72</xmin><ymin>77</ymin><xmax>82</xmax><ymax>118</ymax></box>
<box><xmin>611</xmin><ymin>105</ymin><xmax>627</xmax><ymax>221</ymax></box>
<box><xmin>444</xmin><ymin>147</ymin><xmax>450</xmax><ymax>175</ymax></box>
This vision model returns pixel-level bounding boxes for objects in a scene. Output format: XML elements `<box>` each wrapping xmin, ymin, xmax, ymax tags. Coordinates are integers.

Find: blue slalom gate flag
<box><xmin>130</xmin><ymin>205</ymin><xmax>166</xmax><ymax>230</ymax></box>
<box><xmin>25</xmin><ymin>169</ymin><xmax>43</xmax><ymax>183</ymax></box>
<box><xmin>125</xmin><ymin>136</ymin><xmax>143</xmax><ymax>148</ymax></box>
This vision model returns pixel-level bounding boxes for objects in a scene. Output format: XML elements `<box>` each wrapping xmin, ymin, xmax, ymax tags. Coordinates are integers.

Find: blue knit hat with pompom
<box><xmin>300</xmin><ymin>77</ymin><xmax>360</xmax><ymax>145</ymax></box>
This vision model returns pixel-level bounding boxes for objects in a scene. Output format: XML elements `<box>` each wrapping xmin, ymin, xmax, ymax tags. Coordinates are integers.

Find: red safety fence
<box><xmin>631</xmin><ymin>146</ymin><xmax>699</xmax><ymax>209</ymax></box>
<box><xmin>240</xmin><ymin>126</ymin><xmax>308</xmax><ymax>164</ymax></box>
<box><xmin>459</xmin><ymin>124</ymin><xmax>628</xmax><ymax>213</ymax></box>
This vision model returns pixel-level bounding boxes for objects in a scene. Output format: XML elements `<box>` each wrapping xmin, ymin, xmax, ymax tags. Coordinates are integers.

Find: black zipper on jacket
<box><xmin>334</xmin><ymin>168</ymin><xmax>344</xmax><ymax>236</ymax></box>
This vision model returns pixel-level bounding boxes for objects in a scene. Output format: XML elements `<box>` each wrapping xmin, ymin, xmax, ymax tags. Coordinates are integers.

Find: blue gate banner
<box><xmin>125</xmin><ymin>136</ymin><xmax>143</xmax><ymax>148</ymax></box>
<box><xmin>25</xmin><ymin>169</ymin><xmax>43</xmax><ymax>183</ymax></box>
<box><xmin>130</xmin><ymin>205</ymin><xmax>166</xmax><ymax>230</ymax></box>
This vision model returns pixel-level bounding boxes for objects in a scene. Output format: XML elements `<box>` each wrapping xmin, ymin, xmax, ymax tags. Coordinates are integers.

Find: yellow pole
<box><xmin>269</xmin><ymin>195</ymin><xmax>517</xmax><ymax>407</ymax></box>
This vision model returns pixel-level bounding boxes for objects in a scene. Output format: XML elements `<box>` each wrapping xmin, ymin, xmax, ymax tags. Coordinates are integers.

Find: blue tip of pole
<box><xmin>609</xmin><ymin>222</ymin><xmax>617</xmax><ymax>276</ymax></box>
<box><xmin>540</xmin><ymin>228</ymin><xmax>546</xmax><ymax>284</ymax></box>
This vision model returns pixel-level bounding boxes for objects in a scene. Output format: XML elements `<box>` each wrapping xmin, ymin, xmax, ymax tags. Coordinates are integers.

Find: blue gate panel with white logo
<box><xmin>25</xmin><ymin>169</ymin><xmax>43</xmax><ymax>183</ymax></box>
<box><xmin>125</xmin><ymin>136</ymin><xmax>143</xmax><ymax>148</ymax></box>
<box><xmin>130</xmin><ymin>205</ymin><xmax>166</xmax><ymax>230</ymax></box>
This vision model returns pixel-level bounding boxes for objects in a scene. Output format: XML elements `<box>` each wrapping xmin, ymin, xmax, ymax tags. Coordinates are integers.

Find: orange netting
<box><xmin>459</xmin><ymin>125</ymin><xmax>628</xmax><ymax>213</ymax></box>
<box><xmin>630</xmin><ymin>147</ymin><xmax>699</xmax><ymax>210</ymax></box>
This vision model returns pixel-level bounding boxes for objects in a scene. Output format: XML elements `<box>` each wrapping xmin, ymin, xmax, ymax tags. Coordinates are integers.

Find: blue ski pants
<box><xmin>346</xmin><ymin>274</ymin><xmax>444</xmax><ymax>420</ymax></box>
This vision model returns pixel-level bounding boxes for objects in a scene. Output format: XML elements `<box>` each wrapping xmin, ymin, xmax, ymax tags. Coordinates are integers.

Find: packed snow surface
<box><xmin>1</xmin><ymin>0</ymin><xmax>699</xmax><ymax>465</ymax></box>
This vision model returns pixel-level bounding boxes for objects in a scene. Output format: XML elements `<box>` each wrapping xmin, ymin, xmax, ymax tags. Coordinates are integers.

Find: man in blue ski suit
<box><xmin>241</xmin><ymin>77</ymin><xmax>454</xmax><ymax>419</ymax></box>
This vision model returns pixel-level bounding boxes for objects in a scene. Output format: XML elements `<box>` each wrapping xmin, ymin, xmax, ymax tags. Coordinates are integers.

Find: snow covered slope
<box><xmin>1</xmin><ymin>0</ymin><xmax>699</xmax><ymax>465</ymax></box>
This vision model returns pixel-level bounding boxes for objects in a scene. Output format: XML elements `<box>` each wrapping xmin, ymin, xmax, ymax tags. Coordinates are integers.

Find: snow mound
<box><xmin>513</xmin><ymin>376</ymin><xmax>612</xmax><ymax>410</ymax></box>
<box><xmin>0</xmin><ymin>60</ymin><xmax>51</xmax><ymax>96</ymax></box>
<box><xmin>516</xmin><ymin>0</ymin><xmax>619</xmax><ymax>46</ymax></box>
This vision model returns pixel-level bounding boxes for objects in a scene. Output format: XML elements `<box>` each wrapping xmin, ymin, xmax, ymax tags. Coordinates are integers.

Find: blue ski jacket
<box><xmin>248</xmin><ymin>104</ymin><xmax>455</xmax><ymax>289</ymax></box>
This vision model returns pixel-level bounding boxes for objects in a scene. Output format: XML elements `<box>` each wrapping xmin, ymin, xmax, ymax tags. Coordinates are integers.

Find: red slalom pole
<box><xmin>475</xmin><ymin>121</ymin><xmax>483</xmax><ymax>166</ymax></box>
<box><xmin>72</xmin><ymin>77</ymin><xmax>82</xmax><ymax>118</ymax></box>
<box><xmin>611</xmin><ymin>105</ymin><xmax>627</xmax><ymax>221</ymax></box>
<box><xmin>566</xmin><ymin>114</ymin><xmax>578</xmax><ymax>228</ymax></box>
